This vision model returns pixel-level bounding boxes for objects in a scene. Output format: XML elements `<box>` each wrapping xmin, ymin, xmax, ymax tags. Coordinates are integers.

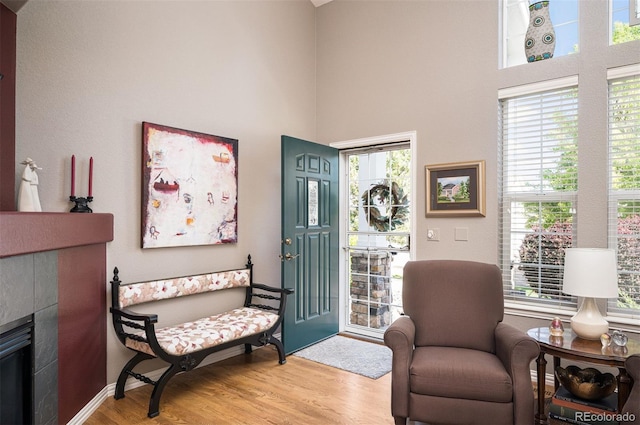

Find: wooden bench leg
<box><xmin>114</xmin><ymin>352</ymin><xmax>154</xmax><ymax>400</ymax></box>
<box><xmin>148</xmin><ymin>363</ymin><xmax>179</xmax><ymax>418</ymax></box>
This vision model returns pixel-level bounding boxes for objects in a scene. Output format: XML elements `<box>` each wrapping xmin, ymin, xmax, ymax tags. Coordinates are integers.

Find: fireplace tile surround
<box><xmin>0</xmin><ymin>212</ymin><xmax>113</xmax><ymax>423</ymax></box>
<box><xmin>0</xmin><ymin>251</ymin><xmax>58</xmax><ymax>424</ymax></box>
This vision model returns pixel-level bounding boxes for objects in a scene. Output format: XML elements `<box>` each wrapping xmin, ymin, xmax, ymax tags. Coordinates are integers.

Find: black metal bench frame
<box><xmin>109</xmin><ymin>255</ymin><xmax>292</xmax><ymax>418</ymax></box>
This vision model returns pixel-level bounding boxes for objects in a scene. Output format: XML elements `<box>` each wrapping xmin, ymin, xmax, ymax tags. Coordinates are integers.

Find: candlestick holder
<box><xmin>69</xmin><ymin>196</ymin><xmax>93</xmax><ymax>213</ymax></box>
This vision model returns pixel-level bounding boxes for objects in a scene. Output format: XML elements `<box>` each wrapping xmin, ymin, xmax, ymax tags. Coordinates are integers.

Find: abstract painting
<box><xmin>141</xmin><ymin>122</ymin><xmax>238</xmax><ymax>248</ymax></box>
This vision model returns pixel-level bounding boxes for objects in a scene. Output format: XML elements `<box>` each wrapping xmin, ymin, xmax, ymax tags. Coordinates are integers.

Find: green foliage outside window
<box><xmin>612</xmin><ymin>22</ymin><xmax>640</xmax><ymax>44</ymax></box>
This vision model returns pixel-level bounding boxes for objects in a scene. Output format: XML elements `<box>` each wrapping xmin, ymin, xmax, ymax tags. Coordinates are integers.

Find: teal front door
<box><xmin>281</xmin><ymin>135</ymin><xmax>339</xmax><ymax>354</ymax></box>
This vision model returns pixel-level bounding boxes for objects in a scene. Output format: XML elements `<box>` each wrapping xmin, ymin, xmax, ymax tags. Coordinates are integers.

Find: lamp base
<box><xmin>570</xmin><ymin>297</ymin><xmax>609</xmax><ymax>340</ymax></box>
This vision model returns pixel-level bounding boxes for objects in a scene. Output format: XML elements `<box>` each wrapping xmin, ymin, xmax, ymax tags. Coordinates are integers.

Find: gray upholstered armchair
<box><xmin>622</xmin><ymin>354</ymin><xmax>640</xmax><ymax>425</ymax></box>
<box><xmin>383</xmin><ymin>260</ymin><xmax>540</xmax><ymax>425</ymax></box>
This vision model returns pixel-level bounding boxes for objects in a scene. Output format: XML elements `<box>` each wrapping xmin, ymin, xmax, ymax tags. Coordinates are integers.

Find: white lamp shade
<box><xmin>562</xmin><ymin>248</ymin><xmax>618</xmax><ymax>298</ymax></box>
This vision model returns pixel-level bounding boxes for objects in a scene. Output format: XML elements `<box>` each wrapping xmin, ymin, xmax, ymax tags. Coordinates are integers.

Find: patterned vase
<box><xmin>524</xmin><ymin>1</ymin><xmax>556</xmax><ymax>63</ymax></box>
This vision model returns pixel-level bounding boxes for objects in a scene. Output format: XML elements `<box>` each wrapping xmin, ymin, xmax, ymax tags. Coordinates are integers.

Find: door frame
<box><xmin>330</xmin><ymin>131</ymin><xmax>418</xmax><ymax>337</ymax></box>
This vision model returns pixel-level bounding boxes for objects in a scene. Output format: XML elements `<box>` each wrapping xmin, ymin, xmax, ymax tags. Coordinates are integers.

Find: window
<box><xmin>503</xmin><ymin>0</ymin><xmax>579</xmax><ymax>68</ymax></box>
<box><xmin>499</xmin><ymin>78</ymin><xmax>579</xmax><ymax>311</ymax></box>
<box><xmin>608</xmin><ymin>66</ymin><xmax>640</xmax><ymax>319</ymax></box>
<box><xmin>611</xmin><ymin>0</ymin><xmax>640</xmax><ymax>44</ymax></box>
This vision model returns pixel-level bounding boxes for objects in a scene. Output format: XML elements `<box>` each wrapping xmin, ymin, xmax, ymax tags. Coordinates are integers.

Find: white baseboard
<box><xmin>66</xmin><ymin>344</ymin><xmax>247</xmax><ymax>424</ymax></box>
<box><xmin>66</xmin><ymin>386</ymin><xmax>110</xmax><ymax>425</ymax></box>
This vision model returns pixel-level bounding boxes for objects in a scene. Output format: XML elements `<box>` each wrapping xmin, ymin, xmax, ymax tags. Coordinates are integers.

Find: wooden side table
<box><xmin>528</xmin><ymin>327</ymin><xmax>640</xmax><ymax>425</ymax></box>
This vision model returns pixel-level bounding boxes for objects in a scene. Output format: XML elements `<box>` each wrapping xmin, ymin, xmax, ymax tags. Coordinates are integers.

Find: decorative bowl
<box><xmin>555</xmin><ymin>365</ymin><xmax>616</xmax><ymax>400</ymax></box>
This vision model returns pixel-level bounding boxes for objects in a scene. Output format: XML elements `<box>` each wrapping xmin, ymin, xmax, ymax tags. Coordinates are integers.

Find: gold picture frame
<box><xmin>425</xmin><ymin>160</ymin><xmax>485</xmax><ymax>217</ymax></box>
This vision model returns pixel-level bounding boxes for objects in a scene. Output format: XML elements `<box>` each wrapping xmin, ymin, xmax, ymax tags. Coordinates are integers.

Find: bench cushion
<box><xmin>125</xmin><ymin>307</ymin><xmax>279</xmax><ymax>356</ymax></box>
<box><xmin>119</xmin><ymin>269</ymin><xmax>251</xmax><ymax>308</ymax></box>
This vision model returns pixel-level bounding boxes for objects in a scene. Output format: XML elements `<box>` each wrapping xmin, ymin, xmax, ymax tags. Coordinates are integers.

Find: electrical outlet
<box><xmin>427</xmin><ymin>228</ymin><xmax>440</xmax><ymax>241</ymax></box>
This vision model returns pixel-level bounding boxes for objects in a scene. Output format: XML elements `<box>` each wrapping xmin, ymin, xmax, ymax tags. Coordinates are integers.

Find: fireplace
<box><xmin>0</xmin><ymin>315</ymin><xmax>34</xmax><ymax>424</ymax></box>
<box><xmin>1</xmin><ymin>212</ymin><xmax>113</xmax><ymax>423</ymax></box>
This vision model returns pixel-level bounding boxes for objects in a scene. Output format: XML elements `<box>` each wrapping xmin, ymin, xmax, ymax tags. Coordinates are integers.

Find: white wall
<box><xmin>15</xmin><ymin>0</ymin><xmax>317</xmax><ymax>382</ymax></box>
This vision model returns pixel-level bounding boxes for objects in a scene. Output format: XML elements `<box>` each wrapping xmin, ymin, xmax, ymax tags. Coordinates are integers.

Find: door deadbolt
<box><xmin>282</xmin><ymin>238</ymin><xmax>292</xmax><ymax>245</ymax></box>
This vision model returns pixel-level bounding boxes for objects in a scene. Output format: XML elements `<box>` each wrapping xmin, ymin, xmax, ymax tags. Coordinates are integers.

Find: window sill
<box><xmin>505</xmin><ymin>303</ymin><xmax>640</xmax><ymax>335</ymax></box>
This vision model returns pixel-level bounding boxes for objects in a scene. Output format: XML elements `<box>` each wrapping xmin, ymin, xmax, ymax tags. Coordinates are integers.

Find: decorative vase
<box><xmin>524</xmin><ymin>1</ymin><xmax>556</xmax><ymax>63</ymax></box>
<box><xmin>549</xmin><ymin>316</ymin><xmax>564</xmax><ymax>336</ymax></box>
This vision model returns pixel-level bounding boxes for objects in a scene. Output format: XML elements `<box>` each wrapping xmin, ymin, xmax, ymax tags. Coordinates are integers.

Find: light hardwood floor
<box><xmin>85</xmin><ymin>345</ymin><xmax>393</xmax><ymax>425</ymax></box>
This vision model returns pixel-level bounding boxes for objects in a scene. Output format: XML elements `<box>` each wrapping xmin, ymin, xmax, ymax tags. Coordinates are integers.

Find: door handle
<box><xmin>279</xmin><ymin>252</ymin><xmax>300</xmax><ymax>261</ymax></box>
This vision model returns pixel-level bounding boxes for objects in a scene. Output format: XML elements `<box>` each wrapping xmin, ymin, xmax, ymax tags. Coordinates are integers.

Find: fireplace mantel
<box><xmin>0</xmin><ymin>212</ymin><xmax>113</xmax><ymax>258</ymax></box>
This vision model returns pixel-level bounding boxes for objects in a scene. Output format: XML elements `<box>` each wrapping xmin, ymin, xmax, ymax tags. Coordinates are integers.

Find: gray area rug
<box><xmin>293</xmin><ymin>335</ymin><xmax>392</xmax><ymax>379</ymax></box>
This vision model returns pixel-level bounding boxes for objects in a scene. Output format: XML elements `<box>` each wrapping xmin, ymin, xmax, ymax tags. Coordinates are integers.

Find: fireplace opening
<box><xmin>0</xmin><ymin>315</ymin><xmax>33</xmax><ymax>425</ymax></box>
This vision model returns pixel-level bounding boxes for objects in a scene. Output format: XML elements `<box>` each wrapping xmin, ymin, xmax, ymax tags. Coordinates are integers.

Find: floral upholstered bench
<box><xmin>109</xmin><ymin>255</ymin><xmax>292</xmax><ymax>418</ymax></box>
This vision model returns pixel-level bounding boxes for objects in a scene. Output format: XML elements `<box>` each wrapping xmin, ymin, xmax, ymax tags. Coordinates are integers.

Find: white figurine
<box><xmin>18</xmin><ymin>158</ymin><xmax>42</xmax><ymax>212</ymax></box>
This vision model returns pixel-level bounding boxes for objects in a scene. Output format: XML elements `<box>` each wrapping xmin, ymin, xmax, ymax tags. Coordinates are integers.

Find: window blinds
<box><xmin>608</xmin><ymin>67</ymin><xmax>640</xmax><ymax>319</ymax></box>
<box><xmin>499</xmin><ymin>82</ymin><xmax>578</xmax><ymax>310</ymax></box>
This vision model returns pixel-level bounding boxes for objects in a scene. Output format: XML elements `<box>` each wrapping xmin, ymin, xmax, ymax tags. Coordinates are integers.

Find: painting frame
<box><xmin>425</xmin><ymin>160</ymin><xmax>485</xmax><ymax>217</ymax></box>
<box><xmin>141</xmin><ymin>122</ymin><xmax>239</xmax><ymax>249</ymax></box>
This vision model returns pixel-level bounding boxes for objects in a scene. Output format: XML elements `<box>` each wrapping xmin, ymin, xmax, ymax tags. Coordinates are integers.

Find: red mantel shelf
<box><xmin>0</xmin><ymin>212</ymin><xmax>114</xmax><ymax>258</ymax></box>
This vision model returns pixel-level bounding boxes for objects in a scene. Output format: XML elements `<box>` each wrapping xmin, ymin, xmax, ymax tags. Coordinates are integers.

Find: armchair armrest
<box><xmin>621</xmin><ymin>354</ymin><xmax>640</xmax><ymax>424</ymax></box>
<box><xmin>383</xmin><ymin>316</ymin><xmax>416</xmax><ymax>419</ymax></box>
<box><xmin>624</xmin><ymin>353</ymin><xmax>640</xmax><ymax>380</ymax></box>
<box><xmin>495</xmin><ymin>322</ymin><xmax>539</xmax><ymax>425</ymax></box>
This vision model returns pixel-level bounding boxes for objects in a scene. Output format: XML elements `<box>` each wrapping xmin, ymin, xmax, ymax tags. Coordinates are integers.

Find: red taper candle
<box><xmin>88</xmin><ymin>156</ymin><xmax>93</xmax><ymax>197</ymax></box>
<box><xmin>71</xmin><ymin>155</ymin><xmax>76</xmax><ymax>197</ymax></box>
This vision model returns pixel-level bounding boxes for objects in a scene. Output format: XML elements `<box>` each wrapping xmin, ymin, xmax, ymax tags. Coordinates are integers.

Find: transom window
<box><xmin>612</xmin><ymin>0</ymin><xmax>640</xmax><ymax>43</ymax></box>
<box><xmin>502</xmin><ymin>0</ymin><xmax>639</xmax><ymax>69</ymax></box>
<box><xmin>502</xmin><ymin>0</ymin><xmax>578</xmax><ymax>68</ymax></box>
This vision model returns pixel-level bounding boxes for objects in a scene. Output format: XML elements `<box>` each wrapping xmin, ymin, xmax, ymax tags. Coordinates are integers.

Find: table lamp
<box><xmin>562</xmin><ymin>248</ymin><xmax>618</xmax><ymax>340</ymax></box>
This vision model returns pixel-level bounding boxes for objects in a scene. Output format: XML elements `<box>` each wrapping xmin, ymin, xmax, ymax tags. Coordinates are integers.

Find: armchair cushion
<box><xmin>410</xmin><ymin>346</ymin><xmax>513</xmax><ymax>403</ymax></box>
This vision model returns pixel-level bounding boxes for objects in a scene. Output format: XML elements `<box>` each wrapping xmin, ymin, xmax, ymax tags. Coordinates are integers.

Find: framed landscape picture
<box><xmin>425</xmin><ymin>160</ymin><xmax>485</xmax><ymax>217</ymax></box>
<box><xmin>141</xmin><ymin>122</ymin><xmax>238</xmax><ymax>248</ymax></box>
